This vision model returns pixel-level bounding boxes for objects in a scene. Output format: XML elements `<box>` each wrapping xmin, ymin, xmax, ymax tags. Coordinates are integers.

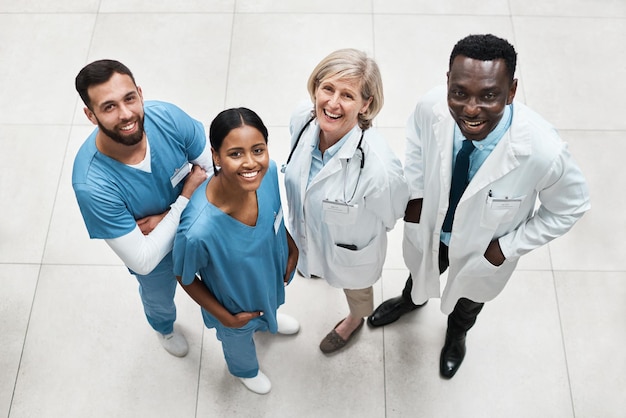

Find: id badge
<box><xmin>490</xmin><ymin>197</ymin><xmax>522</xmax><ymax>210</ymax></box>
<box><xmin>483</xmin><ymin>192</ymin><xmax>524</xmax><ymax>226</ymax></box>
<box><xmin>170</xmin><ymin>162</ymin><xmax>191</xmax><ymax>188</ymax></box>
<box><xmin>322</xmin><ymin>199</ymin><xmax>358</xmax><ymax>225</ymax></box>
<box><xmin>274</xmin><ymin>207</ymin><xmax>283</xmax><ymax>235</ymax></box>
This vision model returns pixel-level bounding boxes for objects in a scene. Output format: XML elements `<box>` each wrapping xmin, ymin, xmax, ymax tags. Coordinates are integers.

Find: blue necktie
<box><xmin>442</xmin><ymin>140</ymin><xmax>475</xmax><ymax>232</ymax></box>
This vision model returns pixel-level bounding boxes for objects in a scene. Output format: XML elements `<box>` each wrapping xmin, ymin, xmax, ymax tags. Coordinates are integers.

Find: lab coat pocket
<box><xmin>456</xmin><ymin>255</ymin><xmax>511</xmax><ymax>302</ymax></box>
<box><xmin>402</xmin><ymin>222</ymin><xmax>426</xmax><ymax>275</ymax></box>
<box><xmin>477</xmin><ymin>255</ymin><xmax>501</xmax><ymax>272</ymax></box>
<box><xmin>480</xmin><ymin>194</ymin><xmax>526</xmax><ymax>228</ymax></box>
<box><xmin>333</xmin><ymin>232</ymin><xmax>384</xmax><ymax>274</ymax></box>
<box><xmin>461</xmin><ymin>254</ymin><xmax>501</xmax><ymax>280</ymax></box>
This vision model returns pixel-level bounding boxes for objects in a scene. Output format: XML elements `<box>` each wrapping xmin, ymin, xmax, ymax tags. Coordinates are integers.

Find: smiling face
<box><xmin>447</xmin><ymin>56</ymin><xmax>517</xmax><ymax>141</ymax></box>
<box><xmin>314</xmin><ymin>76</ymin><xmax>372</xmax><ymax>145</ymax></box>
<box><xmin>84</xmin><ymin>72</ymin><xmax>145</xmax><ymax>146</ymax></box>
<box><xmin>213</xmin><ymin>125</ymin><xmax>269</xmax><ymax>193</ymax></box>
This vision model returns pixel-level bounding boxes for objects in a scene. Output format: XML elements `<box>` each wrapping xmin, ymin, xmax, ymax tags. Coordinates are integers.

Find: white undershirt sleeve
<box><xmin>106</xmin><ymin>195</ymin><xmax>190</xmax><ymax>275</ymax></box>
<box><xmin>191</xmin><ymin>146</ymin><xmax>213</xmax><ymax>173</ymax></box>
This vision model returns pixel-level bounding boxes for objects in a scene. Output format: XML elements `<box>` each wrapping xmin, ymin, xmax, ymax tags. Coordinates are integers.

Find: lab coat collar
<box><xmin>433</xmin><ymin>99</ymin><xmax>455</xmax><ymax>191</ymax></box>
<box><xmin>463</xmin><ymin>102</ymin><xmax>532</xmax><ymax>198</ymax></box>
<box><xmin>431</xmin><ymin>97</ymin><xmax>535</xmax><ymax>201</ymax></box>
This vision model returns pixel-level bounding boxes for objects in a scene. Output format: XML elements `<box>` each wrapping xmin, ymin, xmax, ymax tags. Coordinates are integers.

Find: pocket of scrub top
<box><xmin>332</xmin><ymin>232</ymin><xmax>383</xmax><ymax>270</ymax></box>
<box><xmin>480</xmin><ymin>193</ymin><xmax>526</xmax><ymax>228</ymax></box>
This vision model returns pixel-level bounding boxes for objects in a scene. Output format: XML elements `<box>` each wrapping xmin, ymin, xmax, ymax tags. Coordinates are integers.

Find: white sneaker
<box><xmin>239</xmin><ymin>370</ymin><xmax>271</xmax><ymax>394</ymax></box>
<box><xmin>156</xmin><ymin>330</ymin><xmax>189</xmax><ymax>357</ymax></box>
<box><xmin>276</xmin><ymin>313</ymin><xmax>300</xmax><ymax>335</ymax></box>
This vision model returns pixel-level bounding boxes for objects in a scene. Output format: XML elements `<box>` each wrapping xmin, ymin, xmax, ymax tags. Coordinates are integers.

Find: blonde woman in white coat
<box><xmin>368</xmin><ymin>34</ymin><xmax>590</xmax><ymax>378</ymax></box>
<box><xmin>283</xmin><ymin>49</ymin><xmax>409</xmax><ymax>354</ymax></box>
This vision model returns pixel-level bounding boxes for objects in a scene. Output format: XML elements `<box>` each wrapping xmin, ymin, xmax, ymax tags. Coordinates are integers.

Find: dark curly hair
<box><xmin>449</xmin><ymin>34</ymin><xmax>517</xmax><ymax>81</ymax></box>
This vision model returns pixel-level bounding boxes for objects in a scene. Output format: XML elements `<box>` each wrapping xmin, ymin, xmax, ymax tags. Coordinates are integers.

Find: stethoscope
<box><xmin>281</xmin><ymin>116</ymin><xmax>365</xmax><ymax>204</ymax></box>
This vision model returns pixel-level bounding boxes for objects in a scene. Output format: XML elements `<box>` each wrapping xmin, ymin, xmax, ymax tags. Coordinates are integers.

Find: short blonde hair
<box><xmin>307</xmin><ymin>48</ymin><xmax>384</xmax><ymax>130</ymax></box>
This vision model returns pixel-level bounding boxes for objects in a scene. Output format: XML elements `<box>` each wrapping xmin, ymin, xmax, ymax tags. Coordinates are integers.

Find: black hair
<box><xmin>75</xmin><ymin>59</ymin><xmax>136</xmax><ymax>110</ymax></box>
<box><xmin>449</xmin><ymin>34</ymin><xmax>517</xmax><ymax>81</ymax></box>
<box><xmin>208</xmin><ymin>107</ymin><xmax>269</xmax><ymax>176</ymax></box>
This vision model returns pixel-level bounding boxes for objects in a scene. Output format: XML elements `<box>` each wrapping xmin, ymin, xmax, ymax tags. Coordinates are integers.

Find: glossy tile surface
<box><xmin>0</xmin><ymin>1</ymin><xmax>623</xmax><ymax>417</ymax></box>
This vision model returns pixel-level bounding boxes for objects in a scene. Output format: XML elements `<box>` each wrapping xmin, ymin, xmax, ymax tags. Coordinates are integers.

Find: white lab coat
<box><xmin>403</xmin><ymin>86</ymin><xmax>590</xmax><ymax>314</ymax></box>
<box><xmin>284</xmin><ymin>103</ymin><xmax>409</xmax><ymax>289</ymax></box>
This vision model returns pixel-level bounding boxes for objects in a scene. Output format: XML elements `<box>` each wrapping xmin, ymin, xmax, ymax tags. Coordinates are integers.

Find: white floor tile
<box><xmin>0</xmin><ymin>14</ymin><xmax>95</xmax><ymax>125</ymax></box>
<box><xmin>510</xmin><ymin>0</ymin><xmax>626</xmax><ymax>17</ymax></box>
<box><xmin>99</xmin><ymin>0</ymin><xmax>235</xmax><ymax>13</ymax></box>
<box><xmin>373</xmin><ymin>0</ymin><xmax>511</xmax><ymax>15</ymax></box>
<box><xmin>0</xmin><ymin>0</ymin><xmax>99</xmax><ymax>13</ymax></box>
<box><xmin>515</xmin><ymin>16</ymin><xmax>626</xmax><ymax>130</ymax></box>
<box><xmin>555</xmin><ymin>271</ymin><xmax>626</xmax><ymax>418</ymax></box>
<box><xmin>9</xmin><ymin>265</ymin><xmax>203</xmax><ymax>418</ymax></box>
<box><xmin>83</xmin><ymin>13</ymin><xmax>233</xmax><ymax>126</ymax></box>
<box><xmin>236</xmin><ymin>0</ymin><xmax>371</xmax><ymax>13</ymax></box>
<box><xmin>0</xmin><ymin>125</ymin><xmax>69</xmax><ymax>263</ymax></box>
<box><xmin>226</xmin><ymin>13</ymin><xmax>374</xmax><ymax>127</ymax></box>
<box><xmin>0</xmin><ymin>265</ymin><xmax>38</xmax><ymax>418</ymax></box>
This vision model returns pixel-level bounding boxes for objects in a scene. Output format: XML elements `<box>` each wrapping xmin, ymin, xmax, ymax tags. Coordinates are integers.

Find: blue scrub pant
<box><xmin>133</xmin><ymin>254</ymin><xmax>177</xmax><ymax>335</ymax></box>
<box><xmin>214</xmin><ymin>318</ymin><xmax>268</xmax><ymax>378</ymax></box>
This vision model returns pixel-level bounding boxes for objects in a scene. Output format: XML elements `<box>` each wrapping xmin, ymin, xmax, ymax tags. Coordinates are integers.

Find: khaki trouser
<box><xmin>343</xmin><ymin>286</ymin><xmax>374</xmax><ymax>318</ymax></box>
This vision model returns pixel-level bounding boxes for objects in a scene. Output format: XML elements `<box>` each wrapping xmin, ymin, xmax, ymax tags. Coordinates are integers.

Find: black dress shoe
<box><xmin>439</xmin><ymin>333</ymin><xmax>466</xmax><ymax>379</ymax></box>
<box><xmin>367</xmin><ymin>296</ymin><xmax>427</xmax><ymax>327</ymax></box>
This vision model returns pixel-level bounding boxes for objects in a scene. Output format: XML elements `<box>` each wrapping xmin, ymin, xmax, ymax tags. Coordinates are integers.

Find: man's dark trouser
<box><xmin>401</xmin><ymin>241</ymin><xmax>484</xmax><ymax>335</ymax></box>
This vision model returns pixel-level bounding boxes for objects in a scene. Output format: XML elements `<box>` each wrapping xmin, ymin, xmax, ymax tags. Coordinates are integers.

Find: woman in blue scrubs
<box><xmin>173</xmin><ymin>108</ymin><xmax>299</xmax><ymax>395</ymax></box>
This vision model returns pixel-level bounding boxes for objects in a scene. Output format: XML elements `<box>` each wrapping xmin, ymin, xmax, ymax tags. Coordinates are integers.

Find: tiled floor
<box><xmin>1</xmin><ymin>1</ymin><xmax>624</xmax><ymax>417</ymax></box>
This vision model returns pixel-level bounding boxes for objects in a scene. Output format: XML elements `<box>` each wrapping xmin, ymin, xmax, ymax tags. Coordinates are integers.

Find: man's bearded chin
<box><xmin>97</xmin><ymin>118</ymin><xmax>145</xmax><ymax>146</ymax></box>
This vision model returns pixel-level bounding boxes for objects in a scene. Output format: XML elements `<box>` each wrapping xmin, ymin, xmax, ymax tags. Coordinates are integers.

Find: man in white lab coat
<box><xmin>368</xmin><ymin>34</ymin><xmax>590</xmax><ymax>378</ymax></box>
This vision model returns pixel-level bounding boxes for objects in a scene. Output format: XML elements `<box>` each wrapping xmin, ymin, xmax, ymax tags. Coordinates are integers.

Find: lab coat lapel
<box><xmin>433</xmin><ymin>101</ymin><xmax>455</xmax><ymax>197</ymax></box>
<box><xmin>463</xmin><ymin>115</ymin><xmax>532</xmax><ymax>199</ymax></box>
<box><xmin>298</xmin><ymin>123</ymin><xmax>317</xmax><ymax>195</ymax></box>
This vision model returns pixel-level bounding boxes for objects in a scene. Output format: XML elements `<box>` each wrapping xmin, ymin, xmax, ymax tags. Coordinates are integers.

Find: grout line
<box><xmin>381</xmin><ymin>284</ymin><xmax>388</xmax><ymax>418</ymax></box>
<box><xmin>221</xmin><ymin>3</ymin><xmax>237</xmax><ymax>110</ymax></box>
<box><xmin>551</xmin><ymin>270</ymin><xmax>577</xmax><ymax>417</ymax></box>
<box><xmin>373</xmin><ymin>3</ymin><xmax>391</xmax><ymax>414</ymax></box>
<box><xmin>548</xmin><ymin>242</ymin><xmax>576</xmax><ymax>416</ymax></box>
<box><xmin>194</xmin><ymin>326</ymin><xmax>205</xmax><ymax>418</ymax></box>
<box><xmin>7</xmin><ymin>264</ymin><xmax>43</xmax><ymax>418</ymax></box>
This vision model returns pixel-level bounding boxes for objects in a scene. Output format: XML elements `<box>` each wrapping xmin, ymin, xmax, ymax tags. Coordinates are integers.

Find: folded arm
<box><xmin>106</xmin><ymin>165</ymin><xmax>207</xmax><ymax>274</ymax></box>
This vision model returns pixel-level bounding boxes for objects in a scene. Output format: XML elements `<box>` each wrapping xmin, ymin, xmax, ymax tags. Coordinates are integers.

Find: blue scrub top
<box><xmin>173</xmin><ymin>161</ymin><xmax>290</xmax><ymax>333</ymax></box>
<box><xmin>72</xmin><ymin>100</ymin><xmax>206</xmax><ymax>240</ymax></box>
